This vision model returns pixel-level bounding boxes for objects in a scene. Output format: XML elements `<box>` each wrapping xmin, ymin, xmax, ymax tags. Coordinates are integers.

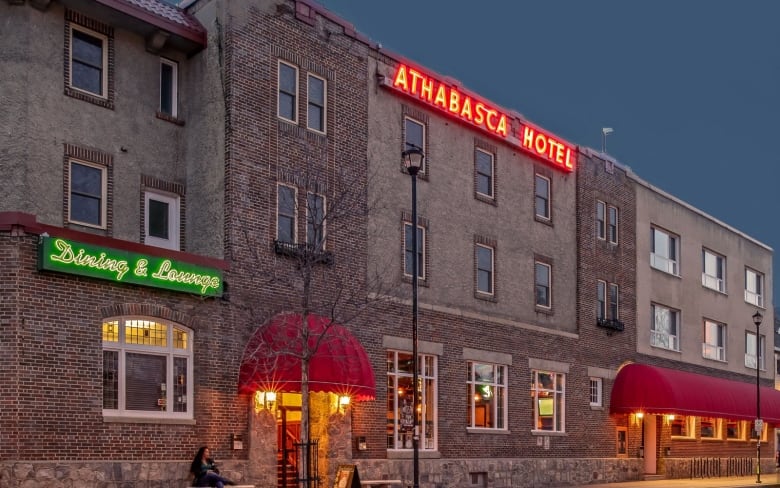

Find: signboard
<box><xmin>38</xmin><ymin>236</ymin><xmax>223</xmax><ymax>297</ymax></box>
<box><xmin>334</xmin><ymin>465</ymin><xmax>360</xmax><ymax>488</ymax></box>
<box><xmin>385</xmin><ymin>64</ymin><xmax>576</xmax><ymax>172</ymax></box>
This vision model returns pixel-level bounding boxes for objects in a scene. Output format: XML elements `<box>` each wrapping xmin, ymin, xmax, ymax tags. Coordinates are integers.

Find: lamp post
<box><xmin>753</xmin><ymin>310</ymin><xmax>763</xmax><ymax>484</ymax></box>
<box><xmin>402</xmin><ymin>147</ymin><xmax>424</xmax><ymax>488</ymax></box>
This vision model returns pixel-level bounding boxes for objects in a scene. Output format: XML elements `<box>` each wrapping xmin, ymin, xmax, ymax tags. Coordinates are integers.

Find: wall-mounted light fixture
<box><xmin>338</xmin><ymin>395</ymin><xmax>351</xmax><ymax>414</ymax></box>
<box><xmin>356</xmin><ymin>436</ymin><xmax>367</xmax><ymax>451</ymax></box>
<box><xmin>254</xmin><ymin>391</ymin><xmax>277</xmax><ymax>413</ymax></box>
<box><xmin>231</xmin><ymin>433</ymin><xmax>244</xmax><ymax>450</ymax></box>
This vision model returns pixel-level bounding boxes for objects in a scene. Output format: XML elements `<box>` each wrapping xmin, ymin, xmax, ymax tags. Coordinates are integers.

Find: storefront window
<box><xmin>531</xmin><ymin>370</ymin><xmax>565</xmax><ymax>432</ymax></box>
<box><xmin>386</xmin><ymin>350</ymin><xmax>437</xmax><ymax>450</ymax></box>
<box><xmin>671</xmin><ymin>415</ymin><xmax>694</xmax><ymax>438</ymax></box>
<box><xmin>726</xmin><ymin>420</ymin><xmax>743</xmax><ymax>440</ymax></box>
<box><xmin>467</xmin><ymin>362</ymin><xmax>507</xmax><ymax>429</ymax></box>
<box><xmin>700</xmin><ymin>417</ymin><xmax>721</xmax><ymax>439</ymax></box>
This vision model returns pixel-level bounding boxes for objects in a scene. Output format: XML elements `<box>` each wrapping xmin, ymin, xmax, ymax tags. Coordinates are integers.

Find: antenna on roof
<box><xmin>601</xmin><ymin>127</ymin><xmax>614</xmax><ymax>153</ymax></box>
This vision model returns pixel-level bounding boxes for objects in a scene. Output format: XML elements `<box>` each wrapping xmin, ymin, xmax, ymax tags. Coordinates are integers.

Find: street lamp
<box><xmin>753</xmin><ymin>310</ymin><xmax>763</xmax><ymax>484</ymax></box>
<box><xmin>402</xmin><ymin>147</ymin><xmax>424</xmax><ymax>488</ymax></box>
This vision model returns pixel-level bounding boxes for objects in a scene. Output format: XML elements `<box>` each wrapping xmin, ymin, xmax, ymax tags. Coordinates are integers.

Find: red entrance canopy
<box><xmin>238</xmin><ymin>313</ymin><xmax>376</xmax><ymax>401</ymax></box>
<box><xmin>610</xmin><ymin>363</ymin><xmax>780</xmax><ymax>423</ymax></box>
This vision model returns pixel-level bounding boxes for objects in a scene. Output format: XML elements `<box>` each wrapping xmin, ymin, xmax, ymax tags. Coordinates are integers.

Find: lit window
<box><xmin>386</xmin><ymin>350</ymin><xmax>437</xmax><ymax>450</ymax></box>
<box><xmin>670</xmin><ymin>415</ymin><xmax>694</xmax><ymax>439</ymax></box>
<box><xmin>475</xmin><ymin>149</ymin><xmax>494</xmax><ymax>198</ymax></box>
<box><xmin>404</xmin><ymin>222</ymin><xmax>425</xmax><ymax>279</ymax></box>
<box><xmin>589</xmin><ymin>378</ymin><xmax>602</xmax><ymax>407</ymax></box>
<box><xmin>745</xmin><ymin>331</ymin><xmax>766</xmax><ymax>370</ymax></box>
<box><xmin>726</xmin><ymin>420</ymin><xmax>743</xmax><ymax>440</ymax></box>
<box><xmin>535</xmin><ymin>261</ymin><xmax>551</xmax><ymax>308</ymax></box>
<box><xmin>102</xmin><ymin>317</ymin><xmax>192</xmax><ymax>419</ymax></box>
<box><xmin>700</xmin><ymin>417</ymin><xmax>721</xmax><ymax>439</ymax></box>
<box><xmin>596</xmin><ymin>201</ymin><xmax>606</xmax><ymax>239</ymax></box>
<box><xmin>531</xmin><ymin>370</ymin><xmax>565</xmax><ymax>432</ymax></box>
<box><xmin>702</xmin><ymin>249</ymin><xmax>726</xmax><ymax>293</ymax></box>
<box><xmin>467</xmin><ymin>362</ymin><xmax>507</xmax><ymax>429</ymax></box>
<box><xmin>404</xmin><ymin>117</ymin><xmax>425</xmax><ymax>173</ymax></box>
<box><xmin>534</xmin><ymin>174</ymin><xmax>550</xmax><ymax>220</ymax></box>
<box><xmin>70</xmin><ymin>26</ymin><xmax>107</xmax><ymax>97</ymax></box>
<box><xmin>278</xmin><ymin>61</ymin><xmax>298</xmax><ymax>122</ymax></box>
<box><xmin>307</xmin><ymin>74</ymin><xmax>326</xmax><ymax>132</ymax></box>
<box><xmin>476</xmin><ymin>244</ymin><xmax>494</xmax><ymax>295</ymax></box>
<box><xmin>702</xmin><ymin>319</ymin><xmax>726</xmax><ymax>361</ymax></box>
<box><xmin>69</xmin><ymin>159</ymin><xmax>106</xmax><ymax>228</ymax></box>
<box><xmin>144</xmin><ymin>191</ymin><xmax>180</xmax><ymax>251</ymax></box>
<box><xmin>650</xmin><ymin>227</ymin><xmax>679</xmax><ymax>275</ymax></box>
<box><xmin>651</xmin><ymin>303</ymin><xmax>679</xmax><ymax>351</ymax></box>
<box><xmin>306</xmin><ymin>193</ymin><xmax>325</xmax><ymax>249</ymax></box>
<box><xmin>277</xmin><ymin>184</ymin><xmax>297</xmax><ymax>243</ymax></box>
<box><xmin>745</xmin><ymin>268</ymin><xmax>764</xmax><ymax>307</ymax></box>
<box><xmin>159</xmin><ymin>58</ymin><xmax>178</xmax><ymax>117</ymax></box>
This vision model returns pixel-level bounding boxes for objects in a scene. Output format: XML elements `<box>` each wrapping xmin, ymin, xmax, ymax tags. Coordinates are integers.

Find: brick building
<box><xmin>0</xmin><ymin>0</ymin><xmax>776</xmax><ymax>486</ymax></box>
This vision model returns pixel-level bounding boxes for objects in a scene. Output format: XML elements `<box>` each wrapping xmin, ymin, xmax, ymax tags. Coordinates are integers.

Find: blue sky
<box><xmin>320</xmin><ymin>0</ymin><xmax>780</xmax><ymax>305</ymax></box>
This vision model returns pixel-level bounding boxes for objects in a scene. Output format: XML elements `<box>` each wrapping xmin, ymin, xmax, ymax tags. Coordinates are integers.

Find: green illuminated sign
<box><xmin>38</xmin><ymin>237</ymin><xmax>223</xmax><ymax>297</ymax></box>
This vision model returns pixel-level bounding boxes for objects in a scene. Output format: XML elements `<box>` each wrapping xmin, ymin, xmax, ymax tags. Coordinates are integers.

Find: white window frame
<box><xmin>650</xmin><ymin>226</ymin><xmax>679</xmax><ymax>276</ymax></box>
<box><xmin>745</xmin><ymin>267</ymin><xmax>764</xmax><ymax>307</ymax></box>
<box><xmin>531</xmin><ymin>370</ymin><xmax>565</xmax><ymax>433</ymax></box>
<box><xmin>535</xmin><ymin>261</ymin><xmax>551</xmax><ymax>309</ymax></box>
<box><xmin>596</xmin><ymin>280</ymin><xmax>606</xmax><ymax>320</ymax></box>
<box><xmin>589</xmin><ymin>377</ymin><xmax>602</xmax><ymax>407</ymax></box>
<box><xmin>102</xmin><ymin>316</ymin><xmax>194</xmax><ymax>420</ymax></box>
<box><xmin>596</xmin><ymin>200</ymin><xmax>606</xmax><ymax>240</ymax></box>
<box><xmin>68</xmin><ymin>158</ymin><xmax>107</xmax><ymax>229</ymax></box>
<box><xmin>404</xmin><ymin>222</ymin><xmax>425</xmax><ymax>279</ymax></box>
<box><xmin>467</xmin><ymin>361</ymin><xmax>507</xmax><ymax>430</ymax></box>
<box><xmin>534</xmin><ymin>174</ymin><xmax>551</xmax><ymax>220</ymax></box>
<box><xmin>476</xmin><ymin>244</ymin><xmax>494</xmax><ymax>296</ymax></box>
<box><xmin>702</xmin><ymin>319</ymin><xmax>726</xmax><ymax>362</ymax></box>
<box><xmin>159</xmin><ymin>57</ymin><xmax>178</xmax><ymax>117</ymax></box>
<box><xmin>69</xmin><ymin>24</ymin><xmax>108</xmax><ymax>98</ymax></box>
<box><xmin>144</xmin><ymin>190</ymin><xmax>180</xmax><ymax>251</ymax></box>
<box><xmin>607</xmin><ymin>205</ymin><xmax>618</xmax><ymax>244</ymax></box>
<box><xmin>404</xmin><ymin>116</ymin><xmax>426</xmax><ymax>174</ymax></box>
<box><xmin>475</xmin><ymin>148</ymin><xmax>494</xmax><ymax>199</ymax></box>
<box><xmin>745</xmin><ymin>331</ymin><xmax>766</xmax><ymax>370</ymax></box>
<box><xmin>386</xmin><ymin>350</ymin><xmax>437</xmax><ymax>451</ymax></box>
<box><xmin>650</xmin><ymin>303</ymin><xmax>680</xmax><ymax>351</ymax></box>
<box><xmin>702</xmin><ymin>249</ymin><xmax>726</xmax><ymax>293</ymax></box>
<box><xmin>278</xmin><ymin>61</ymin><xmax>298</xmax><ymax>123</ymax></box>
<box><xmin>306</xmin><ymin>192</ymin><xmax>326</xmax><ymax>250</ymax></box>
<box><xmin>277</xmin><ymin>184</ymin><xmax>297</xmax><ymax>243</ymax></box>
<box><xmin>306</xmin><ymin>73</ymin><xmax>327</xmax><ymax>133</ymax></box>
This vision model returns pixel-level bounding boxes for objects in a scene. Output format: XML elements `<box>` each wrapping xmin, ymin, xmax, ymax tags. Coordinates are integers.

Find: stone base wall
<box><xmin>663</xmin><ymin>457</ymin><xmax>775</xmax><ymax>480</ymax></box>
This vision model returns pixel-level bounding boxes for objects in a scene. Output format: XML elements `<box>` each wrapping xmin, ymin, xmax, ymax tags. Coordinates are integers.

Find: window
<box><xmin>102</xmin><ymin>317</ymin><xmax>193</xmax><ymax>419</ymax></box>
<box><xmin>745</xmin><ymin>268</ymin><xmax>764</xmax><ymax>307</ymax></box>
<box><xmin>726</xmin><ymin>420</ymin><xmax>743</xmax><ymax>440</ymax></box>
<box><xmin>467</xmin><ymin>362</ymin><xmax>507</xmax><ymax>429</ymax></box>
<box><xmin>307</xmin><ymin>74</ymin><xmax>326</xmax><ymax>132</ymax></box>
<box><xmin>69</xmin><ymin>159</ymin><xmax>107</xmax><ymax>228</ymax></box>
<box><xmin>144</xmin><ymin>191</ymin><xmax>180</xmax><ymax>251</ymax></box>
<box><xmin>702</xmin><ymin>319</ymin><xmax>726</xmax><ymax>361</ymax></box>
<box><xmin>702</xmin><ymin>249</ymin><xmax>725</xmax><ymax>292</ymax></box>
<box><xmin>404</xmin><ymin>117</ymin><xmax>425</xmax><ymax>172</ymax></box>
<box><xmin>670</xmin><ymin>415</ymin><xmax>694</xmax><ymax>438</ymax></box>
<box><xmin>306</xmin><ymin>193</ymin><xmax>325</xmax><ymax>249</ymax></box>
<box><xmin>650</xmin><ymin>227</ymin><xmax>679</xmax><ymax>275</ymax></box>
<box><xmin>608</xmin><ymin>283</ymin><xmax>619</xmax><ymax>321</ymax></box>
<box><xmin>700</xmin><ymin>417</ymin><xmax>721</xmax><ymax>439</ymax></box>
<box><xmin>651</xmin><ymin>303</ymin><xmax>680</xmax><ymax>351</ymax></box>
<box><xmin>750</xmin><ymin>419</ymin><xmax>768</xmax><ymax>441</ymax></box>
<box><xmin>589</xmin><ymin>378</ymin><xmax>602</xmax><ymax>407</ymax></box>
<box><xmin>597</xmin><ymin>281</ymin><xmax>619</xmax><ymax>321</ymax></box>
<box><xmin>476</xmin><ymin>244</ymin><xmax>494</xmax><ymax>295</ymax></box>
<box><xmin>531</xmin><ymin>370</ymin><xmax>565</xmax><ymax>432</ymax></box>
<box><xmin>597</xmin><ymin>281</ymin><xmax>606</xmax><ymax>320</ymax></box>
<box><xmin>534</xmin><ymin>174</ymin><xmax>550</xmax><ymax>220</ymax></box>
<box><xmin>745</xmin><ymin>331</ymin><xmax>765</xmax><ymax>370</ymax></box>
<box><xmin>475</xmin><ymin>149</ymin><xmax>494</xmax><ymax>198</ymax></box>
<box><xmin>277</xmin><ymin>184</ymin><xmax>297</xmax><ymax>243</ymax></box>
<box><xmin>386</xmin><ymin>350</ymin><xmax>436</xmax><ymax>450</ymax></box>
<box><xmin>404</xmin><ymin>223</ymin><xmax>425</xmax><ymax>279</ymax></box>
<box><xmin>535</xmin><ymin>261</ymin><xmax>551</xmax><ymax>308</ymax></box>
<box><xmin>278</xmin><ymin>61</ymin><xmax>298</xmax><ymax>122</ymax></box>
<box><xmin>70</xmin><ymin>25</ymin><xmax>107</xmax><ymax>97</ymax></box>
<box><xmin>159</xmin><ymin>58</ymin><xmax>178</xmax><ymax>117</ymax></box>
<box><xmin>607</xmin><ymin>206</ymin><xmax>618</xmax><ymax>244</ymax></box>
<box><xmin>596</xmin><ymin>201</ymin><xmax>606</xmax><ymax>239</ymax></box>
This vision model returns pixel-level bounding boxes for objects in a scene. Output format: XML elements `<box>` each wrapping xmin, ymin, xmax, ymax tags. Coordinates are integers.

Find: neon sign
<box><xmin>38</xmin><ymin>237</ymin><xmax>223</xmax><ymax>296</ymax></box>
<box><xmin>386</xmin><ymin>64</ymin><xmax>576</xmax><ymax>172</ymax></box>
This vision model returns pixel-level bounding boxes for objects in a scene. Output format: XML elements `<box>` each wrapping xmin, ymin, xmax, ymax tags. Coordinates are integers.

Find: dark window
<box><xmin>476</xmin><ymin>245</ymin><xmax>493</xmax><ymax>294</ymax></box>
<box><xmin>278</xmin><ymin>62</ymin><xmax>297</xmax><ymax>121</ymax></box>
<box><xmin>476</xmin><ymin>149</ymin><xmax>493</xmax><ymax>197</ymax></box>
<box><xmin>535</xmin><ymin>175</ymin><xmax>550</xmax><ymax>220</ymax></box>
<box><xmin>70</xmin><ymin>161</ymin><xmax>103</xmax><ymax>226</ymax></box>
<box><xmin>160</xmin><ymin>60</ymin><xmax>176</xmax><ymax>116</ymax></box>
<box><xmin>71</xmin><ymin>29</ymin><xmax>104</xmax><ymax>95</ymax></box>
<box><xmin>148</xmin><ymin>198</ymin><xmax>170</xmax><ymax>239</ymax></box>
<box><xmin>535</xmin><ymin>262</ymin><xmax>551</xmax><ymax>307</ymax></box>
<box><xmin>306</xmin><ymin>193</ymin><xmax>325</xmax><ymax>248</ymax></box>
<box><xmin>277</xmin><ymin>185</ymin><xmax>296</xmax><ymax>243</ymax></box>
<box><xmin>404</xmin><ymin>223</ymin><xmax>424</xmax><ymax>278</ymax></box>
<box><xmin>307</xmin><ymin>75</ymin><xmax>325</xmax><ymax>132</ymax></box>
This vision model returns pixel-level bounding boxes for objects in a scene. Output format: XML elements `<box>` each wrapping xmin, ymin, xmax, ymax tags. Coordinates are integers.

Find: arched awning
<box><xmin>238</xmin><ymin>313</ymin><xmax>376</xmax><ymax>401</ymax></box>
<box><xmin>610</xmin><ymin>363</ymin><xmax>780</xmax><ymax>423</ymax></box>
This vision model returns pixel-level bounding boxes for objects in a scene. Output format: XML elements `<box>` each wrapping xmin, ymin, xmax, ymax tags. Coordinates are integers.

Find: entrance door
<box><xmin>278</xmin><ymin>407</ymin><xmax>301</xmax><ymax>488</ymax></box>
<box><xmin>643</xmin><ymin>414</ymin><xmax>657</xmax><ymax>474</ymax></box>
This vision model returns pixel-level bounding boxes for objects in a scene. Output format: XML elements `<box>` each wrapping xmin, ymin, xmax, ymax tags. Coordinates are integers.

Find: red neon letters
<box><xmin>521</xmin><ymin>126</ymin><xmax>574</xmax><ymax>171</ymax></box>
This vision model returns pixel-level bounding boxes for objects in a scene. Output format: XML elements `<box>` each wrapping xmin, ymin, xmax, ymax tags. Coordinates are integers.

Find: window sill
<box><xmin>670</xmin><ymin>436</ymin><xmax>696</xmax><ymax>441</ymax></box>
<box><xmin>535</xmin><ymin>306</ymin><xmax>553</xmax><ymax>315</ymax></box>
<box><xmin>65</xmin><ymin>86</ymin><xmax>114</xmax><ymax>110</ymax></box>
<box><xmin>649</xmin><ymin>265</ymin><xmax>681</xmax><ymax>278</ymax></box>
<box><xmin>386</xmin><ymin>449</ymin><xmax>440</xmax><ymax>459</ymax></box>
<box><xmin>531</xmin><ymin>430</ymin><xmax>567</xmax><ymax>437</ymax></box>
<box><xmin>534</xmin><ymin>215</ymin><xmax>553</xmax><ymax>226</ymax></box>
<box><xmin>701</xmin><ymin>284</ymin><xmax>727</xmax><ymax>295</ymax></box>
<box><xmin>466</xmin><ymin>427</ymin><xmax>511</xmax><ymax>435</ymax></box>
<box><xmin>156</xmin><ymin>111</ymin><xmax>185</xmax><ymax>126</ymax></box>
<box><xmin>103</xmin><ymin>415</ymin><xmax>196</xmax><ymax>425</ymax></box>
<box><xmin>474</xmin><ymin>291</ymin><xmax>497</xmax><ymax>303</ymax></box>
<box><xmin>474</xmin><ymin>193</ymin><xmax>497</xmax><ymax>206</ymax></box>
<box><xmin>701</xmin><ymin>437</ymin><xmax>724</xmax><ymax>441</ymax></box>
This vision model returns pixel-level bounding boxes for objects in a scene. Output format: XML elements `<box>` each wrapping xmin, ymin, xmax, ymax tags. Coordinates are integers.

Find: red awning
<box><xmin>238</xmin><ymin>313</ymin><xmax>376</xmax><ymax>401</ymax></box>
<box><xmin>611</xmin><ymin>363</ymin><xmax>780</xmax><ymax>423</ymax></box>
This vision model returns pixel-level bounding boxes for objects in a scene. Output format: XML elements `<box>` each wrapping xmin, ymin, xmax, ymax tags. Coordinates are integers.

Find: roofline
<box><xmin>95</xmin><ymin>0</ymin><xmax>206</xmax><ymax>47</ymax></box>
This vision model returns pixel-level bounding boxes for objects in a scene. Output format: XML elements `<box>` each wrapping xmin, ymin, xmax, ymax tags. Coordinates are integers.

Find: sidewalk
<box><xmin>559</xmin><ymin>474</ymin><xmax>780</xmax><ymax>488</ymax></box>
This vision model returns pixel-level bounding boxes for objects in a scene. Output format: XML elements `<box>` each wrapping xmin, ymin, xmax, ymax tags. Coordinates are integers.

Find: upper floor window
<box><xmin>307</xmin><ymin>73</ymin><xmax>326</xmax><ymax>133</ymax></box>
<box><xmin>144</xmin><ymin>191</ymin><xmax>180</xmax><ymax>251</ymax></box>
<box><xmin>745</xmin><ymin>268</ymin><xmax>764</xmax><ymax>307</ymax></box>
<box><xmin>475</xmin><ymin>148</ymin><xmax>494</xmax><ymax>199</ymax></box>
<box><xmin>306</xmin><ymin>193</ymin><xmax>325</xmax><ymax>249</ymax></box>
<box><xmin>476</xmin><ymin>244</ymin><xmax>494</xmax><ymax>295</ymax></box>
<box><xmin>607</xmin><ymin>206</ymin><xmax>618</xmax><ymax>244</ymax></box>
<box><xmin>534</xmin><ymin>174</ymin><xmax>550</xmax><ymax>221</ymax></box>
<box><xmin>69</xmin><ymin>159</ymin><xmax>107</xmax><ymax>229</ymax></box>
<box><xmin>589</xmin><ymin>377</ymin><xmax>602</xmax><ymax>407</ymax></box>
<box><xmin>102</xmin><ymin>317</ymin><xmax>193</xmax><ymax>419</ymax></box>
<box><xmin>702</xmin><ymin>249</ymin><xmax>725</xmax><ymax>293</ymax></box>
<box><xmin>702</xmin><ymin>319</ymin><xmax>726</xmax><ymax>362</ymax></box>
<box><xmin>535</xmin><ymin>261</ymin><xmax>551</xmax><ymax>309</ymax></box>
<box><xmin>467</xmin><ymin>362</ymin><xmax>507</xmax><ymax>429</ymax></box>
<box><xmin>745</xmin><ymin>331</ymin><xmax>766</xmax><ymax>370</ymax></box>
<box><xmin>650</xmin><ymin>227</ymin><xmax>679</xmax><ymax>275</ymax></box>
<box><xmin>404</xmin><ymin>117</ymin><xmax>425</xmax><ymax>173</ymax></box>
<box><xmin>159</xmin><ymin>58</ymin><xmax>178</xmax><ymax>118</ymax></box>
<box><xmin>387</xmin><ymin>350</ymin><xmax>437</xmax><ymax>450</ymax></box>
<box><xmin>531</xmin><ymin>370</ymin><xmax>565</xmax><ymax>432</ymax></box>
<box><xmin>277</xmin><ymin>184</ymin><xmax>297</xmax><ymax>243</ymax></box>
<box><xmin>404</xmin><ymin>222</ymin><xmax>425</xmax><ymax>279</ymax></box>
<box><xmin>597</xmin><ymin>281</ymin><xmax>619</xmax><ymax>322</ymax></box>
<box><xmin>596</xmin><ymin>201</ymin><xmax>606</xmax><ymax>239</ymax></box>
<box><xmin>70</xmin><ymin>26</ymin><xmax>107</xmax><ymax>97</ymax></box>
<box><xmin>278</xmin><ymin>61</ymin><xmax>298</xmax><ymax>123</ymax></box>
<box><xmin>651</xmin><ymin>303</ymin><xmax>679</xmax><ymax>351</ymax></box>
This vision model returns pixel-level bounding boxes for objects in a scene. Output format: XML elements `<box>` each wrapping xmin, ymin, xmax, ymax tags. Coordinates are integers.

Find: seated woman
<box><xmin>190</xmin><ymin>446</ymin><xmax>236</xmax><ymax>487</ymax></box>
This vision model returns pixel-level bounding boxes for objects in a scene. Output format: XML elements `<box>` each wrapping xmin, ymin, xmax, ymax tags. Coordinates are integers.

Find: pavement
<box><xmin>559</xmin><ymin>474</ymin><xmax>780</xmax><ymax>488</ymax></box>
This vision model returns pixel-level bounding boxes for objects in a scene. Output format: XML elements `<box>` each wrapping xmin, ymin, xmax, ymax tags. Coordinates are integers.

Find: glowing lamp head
<box><xmin>402</xmin><ymin>147</ymin><xmax>425</xmax><ymax>176</ymax></box>
<box><xmin>753</xmin><ymin>310</ymin><xmax>763</xmax><ymax>327</ymax></box>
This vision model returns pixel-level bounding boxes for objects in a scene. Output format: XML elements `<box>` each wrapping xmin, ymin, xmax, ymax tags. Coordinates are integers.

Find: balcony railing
<box><xmin>597</xmin><ymin>317</ymin><xmax>625</xmax><ymax>332</ymax></box>
<box><xmin>274</xmin><ymin>240</ymin><xmax>334</xmax><ymax>265</ymax></box>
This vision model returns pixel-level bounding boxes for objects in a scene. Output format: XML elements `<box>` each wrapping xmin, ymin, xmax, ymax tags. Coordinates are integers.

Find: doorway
<box><xmin>278</xmin><ymin>402</ymin><xmax>301</xmax><ymax>488</ymax></box>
